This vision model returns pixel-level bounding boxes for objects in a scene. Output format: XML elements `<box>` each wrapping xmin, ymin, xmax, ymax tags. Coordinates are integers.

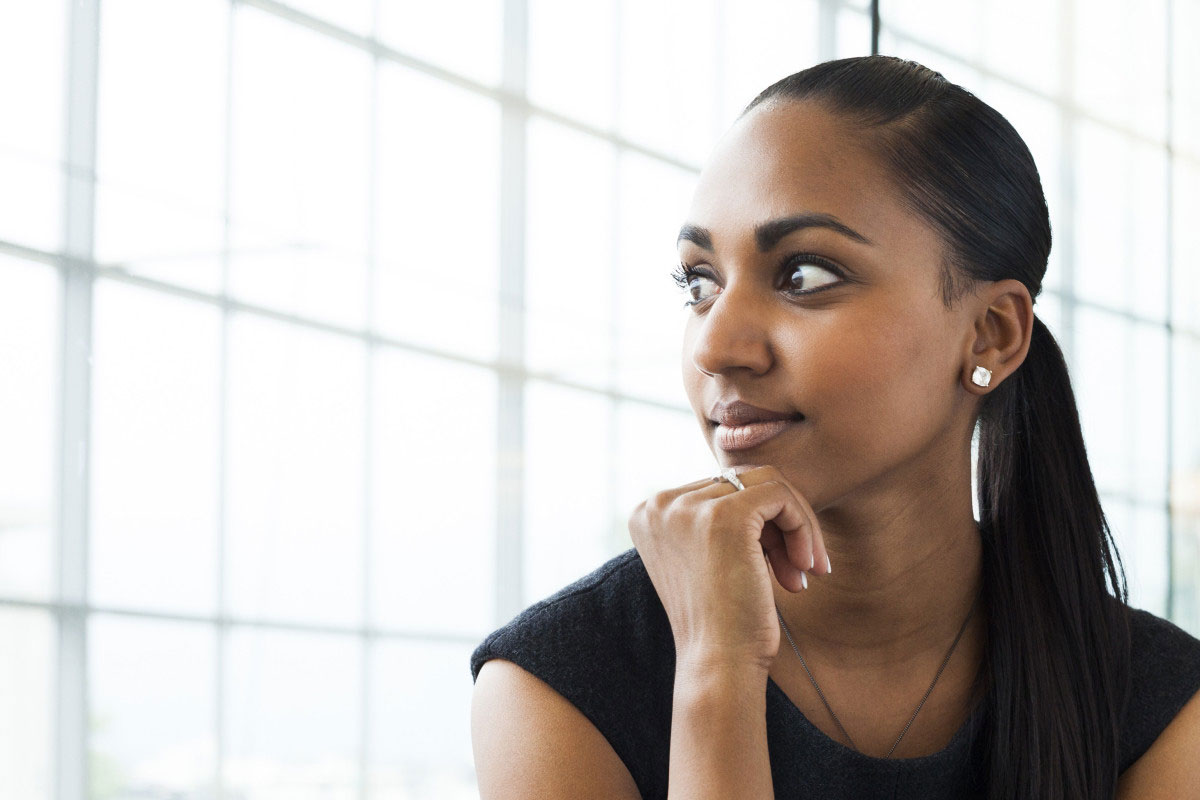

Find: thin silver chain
<box><xmin>775</xmin><ymin>591</ymin><xmax>979</xmax><ymax>758</ymax></box>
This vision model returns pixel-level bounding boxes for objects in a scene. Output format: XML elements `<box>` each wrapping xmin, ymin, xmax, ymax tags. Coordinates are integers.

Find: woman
<box><xmin>468</xmin><ymin>56</ymin><xmax>1200</xmax><ymax>799</ymax></box>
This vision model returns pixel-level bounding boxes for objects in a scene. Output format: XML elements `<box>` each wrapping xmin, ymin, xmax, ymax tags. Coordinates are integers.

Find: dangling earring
<box><xmin>971</xmin><ymin>365</ymin><xmax>992</xmax><ymax>387</ymax></box>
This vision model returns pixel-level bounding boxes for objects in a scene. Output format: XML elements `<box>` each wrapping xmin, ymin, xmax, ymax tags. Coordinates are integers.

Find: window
<box><xmin>0</xmin><ymin>1</ymin><xmax>1195</xmax><ymax>797</ymax></box>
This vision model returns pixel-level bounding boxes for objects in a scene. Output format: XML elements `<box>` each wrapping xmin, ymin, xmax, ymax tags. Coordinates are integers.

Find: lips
<box><xmin>714</xmin><ymin>419</ymin><xmax>798</xmax><ymax>450</ymax></box>
<box><xmin>707</xmin><ymin>399</ymin><xmax>804</xmax><ymax>451</ymax></box>
<box><xmin>708</xmin><ymin>399</ymin><xmax>803</xmax><ymax>427</ymax></box>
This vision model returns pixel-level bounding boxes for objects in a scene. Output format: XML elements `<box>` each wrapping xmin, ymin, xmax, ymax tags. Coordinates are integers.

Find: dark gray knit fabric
<box><xmin>469</xmin><ymin>547</ymin><xmax>1200</xmax><ymax>799</ymax></box>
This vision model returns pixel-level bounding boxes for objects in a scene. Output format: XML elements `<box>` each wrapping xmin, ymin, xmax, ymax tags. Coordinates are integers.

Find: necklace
<box><xmin>774</xmin><ymin>592</ymin><xmax>980</xmax><ymax>758</ymax></box>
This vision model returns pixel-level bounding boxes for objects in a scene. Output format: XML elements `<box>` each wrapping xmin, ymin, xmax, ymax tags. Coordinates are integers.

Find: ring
<box><xmin>713</xmin><ymin>467</ymin><xmax>745</xmax><ymax>491</ymax></box>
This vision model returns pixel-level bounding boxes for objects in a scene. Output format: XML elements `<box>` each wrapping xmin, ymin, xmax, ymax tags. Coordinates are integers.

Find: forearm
<box><xmin>668</xmin><ymin>661</ymin><xmax>774</xmax><ymax>800</ymax></box>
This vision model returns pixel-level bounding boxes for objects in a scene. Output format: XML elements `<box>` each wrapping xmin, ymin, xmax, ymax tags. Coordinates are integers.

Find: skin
<box><xmin>677</xmin><ymin>98</ymin><xmax>1033</xmax><ymax>758</ymax></box>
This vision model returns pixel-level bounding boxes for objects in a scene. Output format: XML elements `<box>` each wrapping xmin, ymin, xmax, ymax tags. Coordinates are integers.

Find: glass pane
<box><xmin>0</xmin><ymin>0</ymin><xmax>65</xmax><ymax>252</ymax></box>
<box><xmin>523</xmin><ymin>381</ymin><xmax>612</xmax><ymax>605</ymax></box>
<box><xmin>1176</xmin><ymin>0</ymin><xmax>1200</xmax><ymax>159</ymax></box>
<box><xmin>0</xmin><ymin>608</ymin><xmax>53</xmax><ymax>800</ymax></box>
<box><xmin>0</xmin><ymin>257</ymin><xmax>58</xmax><ymax>601</ymax></box>
<box><xmin>525</xmin><ymin>118</ymin><xmax>615</xmax><ymax>389</ymax></box>
<box><xmin>90</xmin><ymin>280</ymin><xmax>221</xmax><ymax>614</ymax></box>
<box><xmin>614</xmin><ymin>400</ymin><xmax>715</xmax><ymax>550</ymax></box>
<box><xmin>881</xmin><ymin>0</ymin><xmax>983</xmax><ymax>66</ymax></box>
<box><xmin>226</xmin><ymin>314</ymin><xmax>366</xmax><ymax>627</ymax></box>
<box><xmin>836</xmin><ymin>8</ymin><xmax>872</xmax><ymax>58</ymax></box>
<box><xmin>1130</xmin><ymin>323</ymin><xmax>1169</xmax><ymax>504</ymax></box>
<box><xmin>1174</xmin><ymin>158</ymin><xmax>1200</xmax><ymax>335</ymax></box>
<box><xmin>528</xmin><ymin>0</ymin><xmax>616</xmax><ymax>130</ymax></box>
<box><xmin>378</xmin><ymin>0</ymin><xmax>502</xmax><ymax>87</ymax></box>
<box><xmin>1075</xmin><ymin>308</ymin><xmax>1168</xmax><ymax>503</ymax></box>
<box><xmin>1073</xmin><ymin>308</ymin><xmax>1126</xmax><ymax>496</ymax></box>
<box><xmin>615</xmin><ymin>152</ymin><xmax>697</xmax><ymax>407</ymax></box>
<box><xmin>1074</xmin><ymin>0</ymin><xmax>1167</xmax><ymax>142</ymax></box>
<box><xmin>370</xmin><ymin>349</ymin><xmax>496</xmax><ymax>636</ymax></box>
<box><xmin>1132</xmin><ymin>503</ymin><xmax>1169</xmax><ymax>616</ymax></box>
<box><xmin>1103</xmin><ymin>498</ymin><xmax>1168</xmax><ymax>616</ymax></box>
<box><xmin>0</xmin><ymin>155</ymin><xmax>62</xmax><ymax>255</ymax></box>
<box><xmin>981</xmin><ymin>0</ymin><xmax>1061</xmax><ymax>94</ymax></box>
<box><xmin>89</xmin><ymin>615</ymin><xmax>216</xmax><ymax>800</ymax></box>
<box><xmin>286</xmin><ymin>0</ymin><xmax>373</xmax><ymax>35</ymax></box>
<box><xmin>1172</xmin><ymin>513</ymin><xmax>1200</xmax><ymax>636</ymax></box>
<box><xmin>717</xmin><ymin>0</ymin><xmax>819</xmax><ymax>129</ymax></box>
<box><xmin>1073</xmin><ymin>121</ymin><xmax>1168</xmax><ymax>320</ymax></box>
<box><xmin>229</xmin><ymin>6</ymin><xmax>371</xmax><ymax>328</ymax></box>
<box><xmin>0</xmin><ymin>0</ymin><xmax>64</xmax><ymax>163</ymax></box>
<box><xmin>224</xmin><ymin>627</ymin><xmax>359</xmax><ymax>800</ymax></box>
<box><xmin>374</xmin><ymin>65</ymin><xmax>501</xmax><ymax>361</ymax></box>
<box><xmin>619</xmin><ymin>0</ymin><xmax>719</xmax><ymax>165</ymax></box>
<box><xmin>368</xmin><ymin>639</ymin><xmax>476</xmax><ymax>800</ymax></box>
<box><xmin>94</xmin><ymin>0</ymin><xmax>227</xmax><ymax>294</ymax></box>
<box><xmin>1173</xmin><ymin>335</ymin><xmax>1200</xmax><ymax>518</ymax></box>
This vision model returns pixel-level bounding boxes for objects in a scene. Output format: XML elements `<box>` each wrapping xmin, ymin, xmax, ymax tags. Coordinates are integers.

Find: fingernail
<box><xmin>809</xmin><ymin>553</ymin><xmax>815</xmax><ymax>570</ymax></box>
<box><xmin>825</xmin><ymin>554</ymin><xmax>832</xmax><ymax>574</ymax></box>
<box><xmin>801</xmin><ymin>571</ymin><xmax>808</xmax><ymax>590</ymax></box>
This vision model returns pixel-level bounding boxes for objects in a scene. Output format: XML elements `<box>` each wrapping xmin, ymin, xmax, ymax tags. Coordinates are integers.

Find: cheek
<box><xmin>809</xmin><ymin>316</ymin><xmax>951</xmax><ymax>460</ymax></box>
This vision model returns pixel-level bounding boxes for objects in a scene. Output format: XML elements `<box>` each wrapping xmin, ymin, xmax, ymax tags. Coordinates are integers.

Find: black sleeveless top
<box><xmin>470</xmin><ymin>547</ymin><xmax>1200</xmax><ymax>799</ymax></box>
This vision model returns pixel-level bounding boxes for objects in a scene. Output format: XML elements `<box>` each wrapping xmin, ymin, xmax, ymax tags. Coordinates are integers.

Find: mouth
<box><xmin>710</xmin><ymin>413</ymin><xmax>804</xmax><ymax>451</ymax></box>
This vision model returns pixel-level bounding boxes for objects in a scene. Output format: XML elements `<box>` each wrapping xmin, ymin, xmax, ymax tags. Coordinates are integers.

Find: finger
<box><xmin>760</xmin><ymin>470</ymin><xmax>830</xmax><ymax>575</ymax></box>
<box><xmin>761</xmin><ymin>521</ymin><xmax>808</xmax><ymax>592</ymax></box>
<box><xmin>729</xmin><ymin>481</ymin><xmax>811</xmax><ymax>582</ymax></box>
<box><xmin>650</xmin><ymin>469</ymin><xmax>753</xmax><ymax>510</ymax></box>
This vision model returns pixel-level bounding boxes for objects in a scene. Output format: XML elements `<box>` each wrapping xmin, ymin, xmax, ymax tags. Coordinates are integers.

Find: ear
<box><xmin>962</xmin><ymin>279</ymin><xmax>1034</xmax><ymax>395</ymax></box>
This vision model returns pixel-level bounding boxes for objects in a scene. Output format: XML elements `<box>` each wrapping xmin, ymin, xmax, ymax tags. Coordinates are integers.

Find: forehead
<box><xmin>685</xmin><ymin>101</ymin><xmax>914</xmax><ymax>251</ymax></box>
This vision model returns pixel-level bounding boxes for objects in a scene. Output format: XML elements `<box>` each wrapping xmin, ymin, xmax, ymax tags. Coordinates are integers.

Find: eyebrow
<box><xmin>676</xmin><ymin>212</ymin><xmax>876</xmax><ymax>252</ymax></box>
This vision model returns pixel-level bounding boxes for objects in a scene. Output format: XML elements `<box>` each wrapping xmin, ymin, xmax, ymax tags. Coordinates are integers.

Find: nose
<box><xmin>686</xmin><ymin>281</ymin><xmax>775</xmax><ymax>377</ymax></box>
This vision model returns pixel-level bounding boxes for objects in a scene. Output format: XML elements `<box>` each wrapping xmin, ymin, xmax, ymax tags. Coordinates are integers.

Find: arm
<box><xmin>471</xmin><ymin>656</ymin><xmax>777</xmax><ymax>800</ymax></box>
<box><xmin>1116</xmin><ymin>686</ymin><xmax>1200</xmax><ymax>799</ymax></box>
<box><xmin>471</xmin><ymin>658</ymin><xmax>643</xmax><ymax>800</ymax></box>
<box><xmin>668</xmin><ymin>660</ymin><xmax>775</xmax><ymax>800</ymax></box>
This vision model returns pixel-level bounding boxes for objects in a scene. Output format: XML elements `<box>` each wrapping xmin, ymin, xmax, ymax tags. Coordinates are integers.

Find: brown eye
<box><xmin>784</xmin><ymin>255</ymin><xmax>845</xmax><ymax>296</ymax></box>
<box><xmin>671</xmin><ymin>263</ymin><xmax>721</xmax><ymax>307</ymax></box>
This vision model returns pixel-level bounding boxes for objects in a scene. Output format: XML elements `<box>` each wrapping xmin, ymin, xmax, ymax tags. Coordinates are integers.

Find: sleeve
<box><xmin>1118</xmin><ymin>607</ymin><xmax>1200</xmax><ymax>773</ymax></box>
<box><xmin>469</xmin><ymin>549</ymin><xmax>676</xmax><ymax>800</ymax></box>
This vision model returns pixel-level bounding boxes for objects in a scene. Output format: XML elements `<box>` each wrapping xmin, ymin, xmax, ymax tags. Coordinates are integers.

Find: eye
<box><xmin>670</xmin><ymin>262</ymin><xmax>719</xmax><ymax>307</ymax></box>
<box><xmin>670</xmin><ymin>254</ymin><xmax>847</xmax><ymax>308</ymax></box>
<box><xmin>783</xmin><ymin>255</ymin><xmax>844</xmax><ymax>296</ymax></box>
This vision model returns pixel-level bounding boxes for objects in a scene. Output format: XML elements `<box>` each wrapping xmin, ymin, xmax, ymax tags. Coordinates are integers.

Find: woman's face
<box><xmin>680</xmin><ymin>100</ymin><xmax>980</xmax><ymax>513</ymax></box>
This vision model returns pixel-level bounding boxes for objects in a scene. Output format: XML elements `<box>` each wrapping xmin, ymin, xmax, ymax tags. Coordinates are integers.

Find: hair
<box><xmin>741</xmin><ymin>56</ymin><xmax>1131</xmax><ymax>798</ymax></box>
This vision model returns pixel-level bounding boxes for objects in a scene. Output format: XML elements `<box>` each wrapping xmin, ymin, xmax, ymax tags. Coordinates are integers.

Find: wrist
<box><xmin>674</xmin><ymin>653</ymin><xmax>771</xmax><ymax>701</ymax></box>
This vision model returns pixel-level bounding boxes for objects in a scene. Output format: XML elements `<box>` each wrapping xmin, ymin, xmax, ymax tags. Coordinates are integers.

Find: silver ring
<box><xmin>713</xmin><ymin>467</ymin><xmax>745</xmax><ymax>491</ymax></box>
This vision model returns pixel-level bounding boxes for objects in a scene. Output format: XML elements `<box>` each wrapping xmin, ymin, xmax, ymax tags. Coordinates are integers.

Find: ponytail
<box><xmin>976</xmin><ymin>314</ymin><xmax>1130</xmax><ymax>798</ymax></box>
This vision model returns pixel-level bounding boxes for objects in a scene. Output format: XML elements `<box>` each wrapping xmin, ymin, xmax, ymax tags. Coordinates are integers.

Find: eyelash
<box><xmin>669</xmin><ymin>253</ymin><xmax>847</xmax><ymax>308</ymax></box>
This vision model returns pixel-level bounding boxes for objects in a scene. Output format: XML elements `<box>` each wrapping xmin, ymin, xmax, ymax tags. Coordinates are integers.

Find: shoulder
<box><xmin>1116</xmin><ymin>684</ymin><xmax>1200</xmax><ymax>798</ymax></box>
<box><xmin>1118</xmin><ymin>604</ymin><xmax>1200</xmax><ymax>775</ymax></box>
<box><xmin>471</xmin><ymin>658</ymin><xmax>645</xmax><ymax>800</ymax></box>
<box><xmin>469</xmin><ymin>547</ymin><xmax>672</xmax><ymax>684</ymax></box>
<box><xmin>469</xmin><ymin>548</ymin><xmax>674</xmax><ymax>799</ymax></box>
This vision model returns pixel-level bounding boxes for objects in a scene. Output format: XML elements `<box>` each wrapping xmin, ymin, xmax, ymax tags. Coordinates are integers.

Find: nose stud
<box><xmin>971</xmin><ymin>365</ymin><xmax>992</xmax><ymax>387</ymax></box>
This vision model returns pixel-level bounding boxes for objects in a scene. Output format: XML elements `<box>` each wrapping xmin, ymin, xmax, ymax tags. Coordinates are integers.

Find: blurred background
<box><xmin>0</xmin><ymin>0</ymin><xmax>1198</xmax><ymax>798</ymax></box>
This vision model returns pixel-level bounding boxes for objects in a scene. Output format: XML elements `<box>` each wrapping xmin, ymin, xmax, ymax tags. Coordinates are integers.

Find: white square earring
<box><xmin>971</xmin><ymin>365</ymin><xmax>992</xmax><ymax>387</ymax></box>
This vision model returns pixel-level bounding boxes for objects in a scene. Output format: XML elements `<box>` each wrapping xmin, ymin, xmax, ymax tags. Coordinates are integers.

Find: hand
<box><xmin>627</xmin><ymin>464</ymin><xmax>830</xmax><ymax>673</ymax></box>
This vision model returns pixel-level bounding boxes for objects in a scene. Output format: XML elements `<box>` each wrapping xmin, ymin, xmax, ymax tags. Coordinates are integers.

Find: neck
<box><xmin>771</xmin><ymin>459</ymin><xmax>984</xmax><ymax>671</ymax></box>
